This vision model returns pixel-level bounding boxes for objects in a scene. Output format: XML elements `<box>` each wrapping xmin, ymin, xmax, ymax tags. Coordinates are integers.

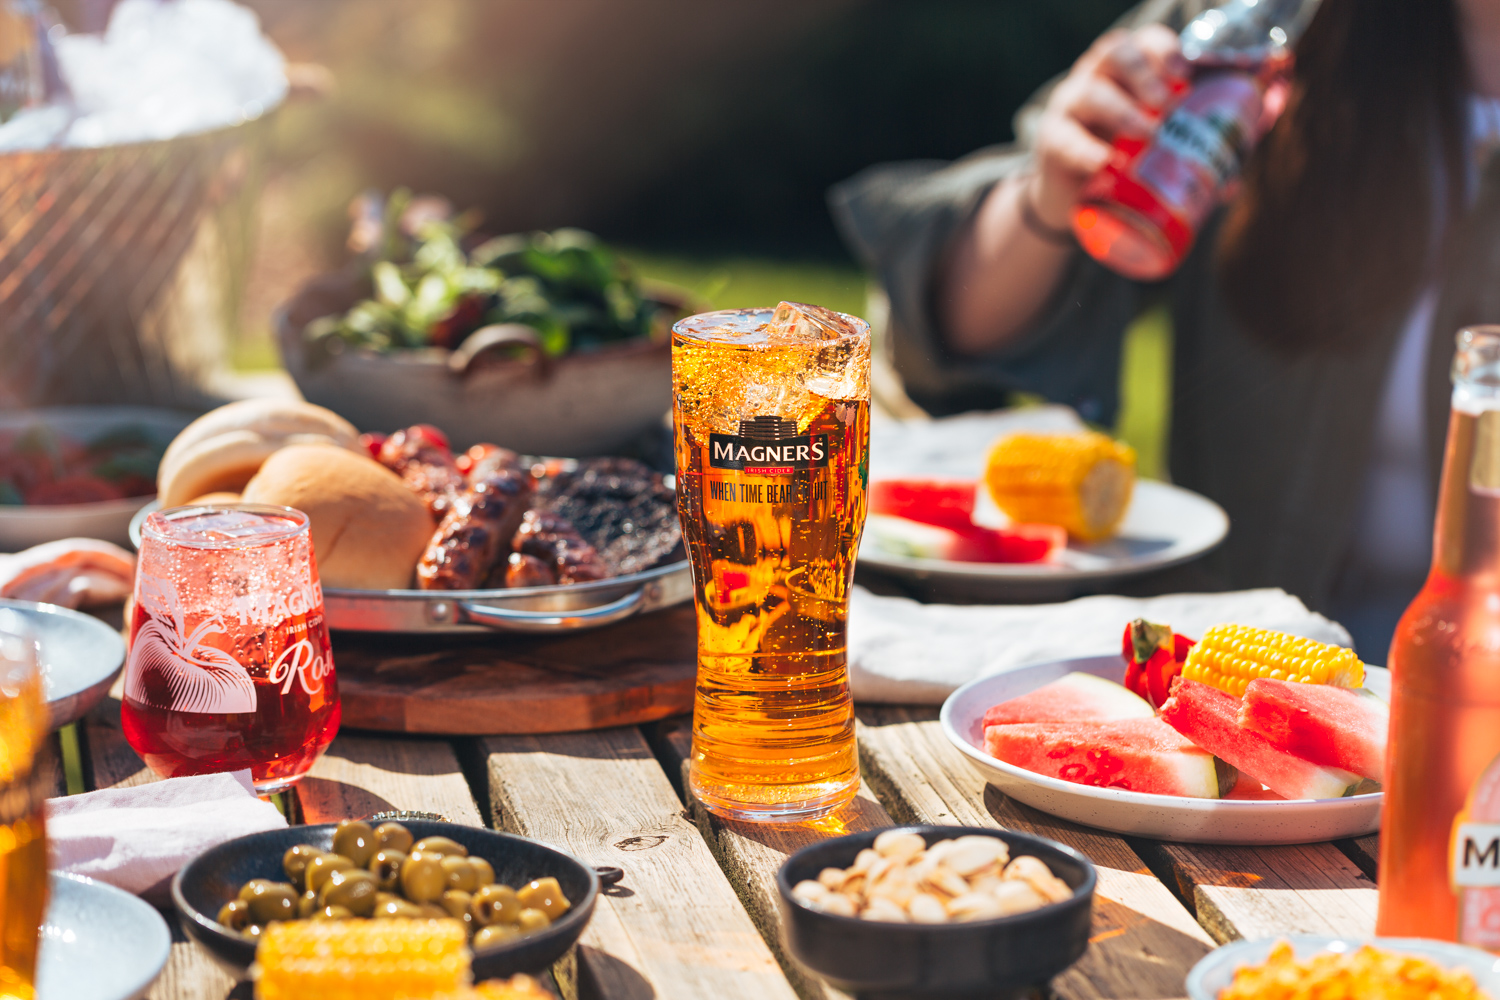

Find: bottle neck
<box><xmin>1432</xmin><ymin>400</ymin><xmax>1500</xmax><ymax>578</ymax></box>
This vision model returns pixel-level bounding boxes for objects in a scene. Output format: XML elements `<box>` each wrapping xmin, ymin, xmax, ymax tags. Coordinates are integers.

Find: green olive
<box><xmin>367</xmin><ymin>849</ymin><xmax>407</xmax><ymax>892</ymax></box>
<box><xmin>440</xmin><ymin>889</ymin><xmax>472</xmax><ymax>921</ymax></box>
<box><xmin>469</xmin><ymin>857</ymin><xmax>495</xmax><ymax>888</ymax></box>
<box><xmin>470</xmin><ymin>884</ymin><xmax>521</xmax><ymax>926</ymax></box>
<box><xmin>517</xmin><ymin>907</ymin><xmax>550</xmax><ymax>933</ymax></box>
<box><xmin>216</xmin><ymin>899</ymin><xmax>253</xmax><ymax>932</ymax></box>
<box><xmin>242</xmin><ymin>881</ymin><xmax>299</xmax><ymax>924</ymax></box>
<box><xmin>318</xmin><ymin>868</ymin><xmax>378</xmax><ymax>917</ymax></box>
<box><xmin>315</xmin><ymin>905</ymin><xmax>353</xmax><ymax>921</ymax></box>
<box><xmin>297</xmin><ymin>890</ymin><xmax>319</xmax><ymax>918</ymax></box>
<box><xmin>472</xmin><ymin>924</ymin><xmax>520</xmax><ymax>950</ymax></box>
<box><xmin>372</xmin><ymin>822</ymin><xmax>413</xmax><ymax>853</ymax></box>
<box><xmin>375</xmin><ymin>891</ymin><xmax>401</xmax><ymax>908</ymax></box>
<box><xmin>332</xmin><ymin>820</ymin><xmax>377</xmax><ymax>868</ymax></box>
<box><xmin>440</xmin><ymin>856</ymin><xmax>479</xmax><ymax>893</ymax></box>
<box><xmin>242</xmin><ymin>924</ymin><xmax>264</xmax><ymax>940</ymax></box>
<box><xmin>399</xmin><ymin>852</ymin><xmax>446</xmax><ymax>903</ymax></box>
<box><xmin>517</xmin><ymin>877</ymin><xmax>570</xmax><ymax>919</ymax></box>
<box><xmin>236</xmin><ymin>878</ymin><xmax>276</xmax><ymax>904</ymax></box>
<box><xmin>411</xmin><ymin>836</ymin><xmax>467</xmax><ymax>859</ymax></box>
<box><xmin>375</xmin><ymin>898</ymin><xmax>424</xmax><ymax>919</ymax></box>
<box><xmin>282</xmin><ymin>844</ymin><xmax>325</xmax><ymax>885</ymax></box>
<box><xmin>305</xmin><ymin>854</ymin><xmax>355</xmax><ymax>894</ymax></box>
<box><xmin>417</xmin><ymin>903</ymin><xmax>448</xmax><ymax>920</ymax></box>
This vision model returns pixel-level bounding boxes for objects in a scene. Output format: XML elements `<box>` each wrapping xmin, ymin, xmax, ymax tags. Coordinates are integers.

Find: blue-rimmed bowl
<box><xmin>1186</xmin><ymin>934</ymin><xmax>1500</xmax><ymax>1000</ymax></box>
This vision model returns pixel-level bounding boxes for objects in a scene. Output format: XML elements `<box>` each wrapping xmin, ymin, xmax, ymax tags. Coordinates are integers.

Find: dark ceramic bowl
<box><xmin>777</xmin><ymin>825</ymin><xmax>1096</xmax><ymax>1000</ymax></box>
<box><xmin>172</xmin><ymin>820</ymin><xmax>598</xmax><ymax>980</ymax></box>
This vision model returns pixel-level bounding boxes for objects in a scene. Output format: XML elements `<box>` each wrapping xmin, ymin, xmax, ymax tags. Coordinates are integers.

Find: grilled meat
<box><xmin>513</xmin><ymin>510</ymin><xmax>609</xmax><ymax>584</ymax></box>
<box><xmin>500</xmin><ymin>551</ymin><xmax>556</xmax><ymax>588</ymax></box>
<box><xmin>378</xmin><ymin>427</ymin><xmax>466</xmax><ymax>519</ymax></box>
<box><xmin>535</xmin><ymin>457</ymin><xmax>680</xmax><ymax>576</ymax></box>
<box><xmin>416</xmin><ymin>467</ymin><xmax>532</xmax><ymax>590</ymax></box>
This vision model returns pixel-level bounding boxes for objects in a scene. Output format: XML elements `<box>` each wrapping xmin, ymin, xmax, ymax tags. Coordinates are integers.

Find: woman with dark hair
<box><xmin>831</xmin><ymin>0</ymin><xmax>1500</xmax><ymax>656</ymax></box>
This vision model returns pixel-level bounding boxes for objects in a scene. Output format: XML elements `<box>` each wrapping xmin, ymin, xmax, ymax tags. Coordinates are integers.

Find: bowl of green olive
<box><xmin>171</xmin><ymin>818</ymin><xmax>599</xmax><ymax>980</ymax></box>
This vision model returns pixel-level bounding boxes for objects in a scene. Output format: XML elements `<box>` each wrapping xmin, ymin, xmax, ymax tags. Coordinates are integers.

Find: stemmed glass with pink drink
<box><xmin>120</xmin><ymin>505</ymin><xmax>340</xmax><ymax>794</ymax></box>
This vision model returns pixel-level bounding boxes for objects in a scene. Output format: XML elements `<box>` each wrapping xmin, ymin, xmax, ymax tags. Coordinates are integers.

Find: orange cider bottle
<box><xmin>1379</xmin><ymin>326</ymin><xmax>1500</xmax><ymax>941</ymax></box>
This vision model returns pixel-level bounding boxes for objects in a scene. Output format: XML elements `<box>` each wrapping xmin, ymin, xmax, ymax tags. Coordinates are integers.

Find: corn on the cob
<box><xmin>253</xmin><ymin>919</ymin><xmax>470</xmax><ymax>1000</ymax></box>
<box><xmin>983</xmin><ymin>432</ymin><xmax>1136</xmax><ymax>541</ymax></box>
<box><xmin>1181</xmin><ymin>624</ymin><xmax>1365</xmax><ymax>697</ymax></box>
<box><xmin>473</xmin><ymin>976</ymin><xmax>555</xmax><ymax>1000</ymax></box>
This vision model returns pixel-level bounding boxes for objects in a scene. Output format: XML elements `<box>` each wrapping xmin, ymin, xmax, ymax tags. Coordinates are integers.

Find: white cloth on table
<box><xmin>45</xmin><ymin>769</ymin><xmax>287</xmax><ymax>896</ymax></box>
<box><xmin>846</xmin><ymin>585</ymin><xmax>1352</xmax><ymax>705</ymax></box>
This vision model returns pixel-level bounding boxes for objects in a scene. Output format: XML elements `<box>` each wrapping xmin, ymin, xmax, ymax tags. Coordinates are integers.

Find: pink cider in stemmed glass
<box><xmin>120</xmin><ymin>505</ymin><xmax>340</xmax><ymax>794</ymax></box>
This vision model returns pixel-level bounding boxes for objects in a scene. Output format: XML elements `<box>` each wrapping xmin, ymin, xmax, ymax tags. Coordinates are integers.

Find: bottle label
<box><xmin>1453</xmin><ymin>824</ymin><xmax>1500</xmax><ymax>886</ymax></box>
<box><xmin>1131</xmin><ymin>73</ymin><xmax>1262</xmax><ymax>230</ymax></box>
<box><xmin>1454</xmin><ymin>751</ymin><xmax>1500</xmax><ymax>946</ymax></box>
<box><xmin>1470</xmin><ymin>410</ymin><xmax>1500</xmax><ymax>495</ymax></box>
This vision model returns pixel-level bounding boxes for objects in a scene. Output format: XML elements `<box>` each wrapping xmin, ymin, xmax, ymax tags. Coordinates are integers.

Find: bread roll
<box><xmin>158</xmin><ymin>399</ymin><xmax>361</xmax><ymax>508</ymax></box>
<box><xmin>241</xmin><ymin>444</ymin><xmax>433</xmax><ymax>590</ymax></box>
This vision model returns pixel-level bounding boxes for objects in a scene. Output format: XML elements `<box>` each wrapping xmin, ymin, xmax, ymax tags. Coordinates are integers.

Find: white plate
<box><xmin>0</xmin><ymin>406</ymin><xmax>193</xmax><ymax>550</ymax></box>
<box><xmin>1185</xmin><ymin>935</ymin><xmax>1500</xmax><ymax>1000</ymax></box>
<box><xmin>858</xmin><ymin>480</ymin><xmax>1229</xmax><ymax>602</ymax></box>
<box><xmin>940</xmin><ymin>655</ymin><xmax>1386</xmax><ymax>844</ymax></box>
<box><xmin>38</xmin><ymin>872</ymin><xmax>170</xmax><ymax>1000</ymax></box>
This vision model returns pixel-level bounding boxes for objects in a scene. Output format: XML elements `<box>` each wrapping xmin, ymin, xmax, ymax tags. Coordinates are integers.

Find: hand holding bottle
<box><xmin>1029</xmin><ymin>25</ymin><xmax>1188</xmax><ymax>232</ymax></box>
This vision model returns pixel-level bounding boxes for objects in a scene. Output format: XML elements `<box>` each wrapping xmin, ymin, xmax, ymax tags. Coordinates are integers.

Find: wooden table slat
<box><xmin>652</xmin><ymin>716</ymin><xmax>891</xmax><ymax>1000</ymax></box>
<box><xmin>857</xmin><ymin>706</ymin><xmax>1214</xmax><ymax>1000</ymax></box>
<box><xmin>1139</xmin><ymin>839</ymin><xmax>1377</xmax><ymax>943</ymax></box>
<box><xmin>298</xmin><ymin>735</ymin><xmax>485</xmax><ymax>827</ymax></box>
<box><xmin>479</xmin><ymin>727</ymin><xmax>801</xmax><ymax>1000</ymax></box>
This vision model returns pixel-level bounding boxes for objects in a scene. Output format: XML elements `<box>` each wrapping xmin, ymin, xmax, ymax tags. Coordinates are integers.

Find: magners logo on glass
<box><xmin>709</xmin><ymin>416</ymin><xmax>829</xmax><ymax>475</ymax></box>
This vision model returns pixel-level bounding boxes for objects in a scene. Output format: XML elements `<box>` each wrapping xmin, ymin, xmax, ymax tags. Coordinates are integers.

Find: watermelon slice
<box><xmin>866</xmin><ymin>513</ymin><xmax>1063</xmax><ymax>564</ymax></box>
<box><xmin>983</xmin><ymin>718</ymin><xmax>1225</xmax><ymax>797</ymax></box>
<box><xmin>1160</xmin><ymin>678</ymin><xmax>1368</xmax><ymax>799</ymax></box>
<box><xmin>870</xmin><ymin>479</ymin><xmax>978</xmax><ymax>532</ymax></box>
<box><xmin>983</xmin><ymin>672</ymin><xmax>1154</xmax><ymax>728</ymax></box>
<box><xmin>1238</xmin><ymin>678</ymin><xmax>1388</xmax><ymax>782</ymax></box>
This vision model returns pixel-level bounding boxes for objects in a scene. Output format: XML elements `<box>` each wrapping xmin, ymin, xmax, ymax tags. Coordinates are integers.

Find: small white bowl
<box><xmin>1186</xmin><ymin>935</ymin><xmax>1500</xmax><ymax>1000</ymax></box>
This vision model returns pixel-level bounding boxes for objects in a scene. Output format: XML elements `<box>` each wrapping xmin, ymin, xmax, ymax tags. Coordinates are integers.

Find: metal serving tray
<box><xmin>130</xmin><ymin>502</ymin><xmax>693</xmax><ymax>635</ymax></box>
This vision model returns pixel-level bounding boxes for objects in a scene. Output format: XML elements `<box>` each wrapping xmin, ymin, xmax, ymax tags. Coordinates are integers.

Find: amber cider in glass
<box><xmin>0</xmin><ymin>613</ymin><xmax>48</xmax><ymax>1000</ymax></box>
<box><xmin>672</xmin><ymin>303</ymin><xmax>870</xmax><ymax>821</ymax></box>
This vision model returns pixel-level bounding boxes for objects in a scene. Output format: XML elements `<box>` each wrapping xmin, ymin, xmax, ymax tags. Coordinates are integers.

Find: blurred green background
<box><xmin>59</xmin><ymin>0</ymin><xmax>1160</xmax><ymax>465</ymax></box>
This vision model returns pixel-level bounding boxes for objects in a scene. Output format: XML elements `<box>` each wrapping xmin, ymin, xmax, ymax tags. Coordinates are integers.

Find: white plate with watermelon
<box><xmin>940</xmin><ymin>655</ymin><xmax>1387</xmax><ymax>844</ymax></box>
<box><xmin>859</xmin><ymin>480</ymin><xmax>1229</xmax><ymax>603</ymax></box>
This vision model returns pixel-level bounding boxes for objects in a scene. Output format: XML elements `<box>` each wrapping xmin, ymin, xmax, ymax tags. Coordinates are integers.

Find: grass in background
<box><xmin>620</xmin><ymin>252</ymin><xmax>868</xmax><ymax>318</ymax></box>
<box><xmin>1114</xmin><ymin>304</ymin><xmax>1172</xmax><ymax>481</ymax></box>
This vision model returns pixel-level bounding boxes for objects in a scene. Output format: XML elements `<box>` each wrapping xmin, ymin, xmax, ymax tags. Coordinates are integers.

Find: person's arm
<box><xmin>940</xmin><ymin>25</ymin><xmax>1187</xmax><ymax>357</ymax></box>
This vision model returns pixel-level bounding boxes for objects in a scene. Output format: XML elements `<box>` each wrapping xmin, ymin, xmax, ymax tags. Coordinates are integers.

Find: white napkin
<box><xmin>870</xmin><ymin>404</ymin><xmax>1084</xmax><ymax>480</ymax></box>
<box><xmin>847</xmin><ymin>586</ymin><xmax>1354</xmax><ymax>704</ymax></box>
<box><xmin>46</xmin><ymin>770</ymin><xmax>288</xmax><ymax>896</ymax></box>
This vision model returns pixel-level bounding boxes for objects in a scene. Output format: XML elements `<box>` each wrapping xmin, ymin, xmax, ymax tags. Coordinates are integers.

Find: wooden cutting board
<box><xmin>332</xmin><ymin>604</ymin><xmax>698</xmax><ymax>735</ymax></box>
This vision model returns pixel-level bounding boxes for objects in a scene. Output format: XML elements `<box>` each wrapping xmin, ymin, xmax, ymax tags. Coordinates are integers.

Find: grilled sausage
<box><xmin>378</xmin><ymin>427</ymin><xmax>466</xmax><ymax>519</ymax></box>
<box><xmin>513</xmin><ymin>510</ymin><xmax>609</xmax><ymax>584</ymax></box>
<box><xmin>461</xmin><ymin>444</ymin><xmax>524</xmax><ymax>483</ymax></box>
<box><xmin>416</xmin><ymin>468</ymin><xmax>533</xmax><ymax>590</ymax></box>
<box><xmin>501</xmin><ymin>552</ymin><xmax>556</xmax><ymax>589</ymax></box>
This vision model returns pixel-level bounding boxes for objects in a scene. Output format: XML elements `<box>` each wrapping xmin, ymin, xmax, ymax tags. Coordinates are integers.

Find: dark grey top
<box><xmin>829</xmin><ymin>1</ymin><xmax>1500</xmax><ymax>610</ymax></box>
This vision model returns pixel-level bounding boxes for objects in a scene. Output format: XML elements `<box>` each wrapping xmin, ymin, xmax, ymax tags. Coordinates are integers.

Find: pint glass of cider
<box><xmin>0</xmin><ymin>611</ymin><xmax>47</xmax><ymax>1000</ymax></box>
<box><xmin>672</xmin><ymin>302</ymin><xmax>870</xmax><ymax>822</ymax></box>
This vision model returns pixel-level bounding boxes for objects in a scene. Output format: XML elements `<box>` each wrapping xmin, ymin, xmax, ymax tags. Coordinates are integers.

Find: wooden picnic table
<box><xmin>51</xmin><ymin>606</ymin><xmax>1381</xmax><ymax>1000</ymax></box>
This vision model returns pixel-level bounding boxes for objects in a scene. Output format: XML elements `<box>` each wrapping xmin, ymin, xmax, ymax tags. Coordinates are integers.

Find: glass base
<box><xmin>690</xmin><ymin>771</ymin><xmax>859</xmax><ymax>823</ymax></box>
